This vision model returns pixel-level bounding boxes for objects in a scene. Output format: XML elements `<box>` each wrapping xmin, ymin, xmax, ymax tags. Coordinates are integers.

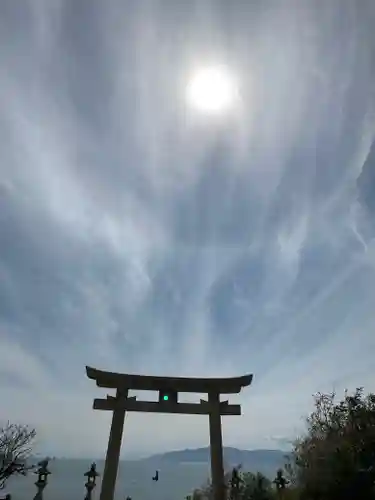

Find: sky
<box><xmin>0</xmin><ymin>0</ymin><xmax>375</xmax><ymax>459</ymax></box>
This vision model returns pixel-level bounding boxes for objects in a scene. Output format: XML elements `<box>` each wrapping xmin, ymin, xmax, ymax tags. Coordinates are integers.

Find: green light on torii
<box><xmin>159</xmin><ymin>390</ymin><xmax>174</xmax><ymax>403</ymax></box>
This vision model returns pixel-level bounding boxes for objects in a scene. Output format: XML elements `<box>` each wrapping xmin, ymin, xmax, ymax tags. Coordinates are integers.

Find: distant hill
<box><xmin>142</xmin><ymin>447</ymin><xmax>289</xmax><ymax>478</ymax></box>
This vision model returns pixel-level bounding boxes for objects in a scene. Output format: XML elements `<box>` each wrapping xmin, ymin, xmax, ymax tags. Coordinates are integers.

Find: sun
<box><xmin>186</xmin><ymin>66</ymin><xmax>238</xmax><ymax>114</ymax></box>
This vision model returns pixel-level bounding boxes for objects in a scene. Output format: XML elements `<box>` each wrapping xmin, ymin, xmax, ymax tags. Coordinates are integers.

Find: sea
<box><xmin>4</xmin><ymin>459</ymin><xmax>212</xmax><ymax>500</ymax></box>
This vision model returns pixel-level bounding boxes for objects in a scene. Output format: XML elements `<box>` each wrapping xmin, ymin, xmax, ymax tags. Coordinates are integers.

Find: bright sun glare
<box><xmin>186</xmin><ymin>66</ymin><xmax>238</xmax><ymax>114</ymax></box>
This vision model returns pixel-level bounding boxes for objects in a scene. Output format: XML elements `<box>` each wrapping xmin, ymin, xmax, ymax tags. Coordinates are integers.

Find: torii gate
<box><xmin>86</xmin><ymin>366</ymin><xmax>253</xmax><ymax>500</ymax></box>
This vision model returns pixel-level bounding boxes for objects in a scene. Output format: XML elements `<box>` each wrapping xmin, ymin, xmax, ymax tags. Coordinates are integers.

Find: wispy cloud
<box><xmin>0</xmin><ymin>0</ymin><xmax>375</xmax><ymax>458</ymax></box>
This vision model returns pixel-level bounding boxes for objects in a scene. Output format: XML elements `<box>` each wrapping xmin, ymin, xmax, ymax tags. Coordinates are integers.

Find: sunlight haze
<box><xmin>186</xmin><ymin>66</ymin><xmax>239</xmax><ymax>114</ymax></box>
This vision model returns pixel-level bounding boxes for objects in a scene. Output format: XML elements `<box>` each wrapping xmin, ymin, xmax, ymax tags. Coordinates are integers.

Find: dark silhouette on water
<box><xmin>152</xmin><ymin>470</ymin><xmax>159</xmax><ymax>482</ymax></box>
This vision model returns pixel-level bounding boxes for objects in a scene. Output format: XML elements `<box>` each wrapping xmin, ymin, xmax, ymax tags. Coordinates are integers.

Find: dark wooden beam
<box><xmin>93</xmin><ymin>398</ymin><xmax>241</xmax><ymax>416</ymax></box>
<box><xmin>86</xmin><ymin>366</ymin><xmax>253</xmax><ymax>394</ymax></box>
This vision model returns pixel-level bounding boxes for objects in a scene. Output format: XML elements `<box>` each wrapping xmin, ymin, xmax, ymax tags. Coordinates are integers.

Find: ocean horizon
<box><xmin>5</xmin><ymin>459</ymin><xmax>212</xmax><ymax>500</ymax></box>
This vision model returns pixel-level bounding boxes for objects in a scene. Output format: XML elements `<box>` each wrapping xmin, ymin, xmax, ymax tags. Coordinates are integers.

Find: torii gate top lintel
<box><xmin>86</xmin><ymin>365</ymin><xmax>253</xmax><ymax>394</ymax></box>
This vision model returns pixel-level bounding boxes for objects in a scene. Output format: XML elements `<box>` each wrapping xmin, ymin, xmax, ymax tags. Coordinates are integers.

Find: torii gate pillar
<box><xmin>86</xmin><ymin>366</ymin><xmax>253</xmax><ymax>500</ymax></box>
<box><xmin>209</xmin><ymin>391</ymin><xmax>226</xmax><ymax>500</ymax></box>
<box><xmin>100</xmin><ymin>388</ymin><xmax>127</xmax><ymax>500</ymax></box>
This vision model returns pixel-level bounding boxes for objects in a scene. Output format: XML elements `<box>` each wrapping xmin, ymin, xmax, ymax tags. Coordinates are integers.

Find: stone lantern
<box><xmin>84</xmin><ymin>463</ymin><xmax>100</xmax><ymax>500</ymax></box>
<box><xmin>33</xmin><ymin>459</ymin><xmax>51</xmax><ymax>500</ymax></box>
